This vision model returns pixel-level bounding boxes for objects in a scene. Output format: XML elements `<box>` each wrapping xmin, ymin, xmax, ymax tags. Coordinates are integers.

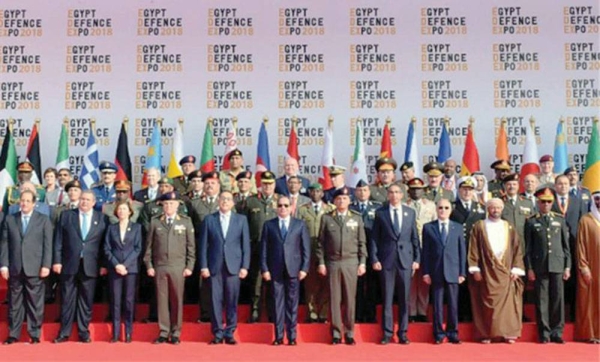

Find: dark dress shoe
<box><xmin>153</xmin><ymin>336</ymin><xmax>168</xmax><ymax>344</ymax></box>
<box><xmin>408</xmin><ymin>316</ymin><xmax>416</xmax><ymax>323</ymax></box>
<box><xmin>209</xmin><ymin>338</ymin><xmax>223</xmax><ymax>345</ymax></box>
<box><xmin>399</xmin><ymin>337</ymin><xmax>410</xmax><ymax>345</ymax></box>
<box><xmin>225</xmin><ymin>337</ymin><xmax>237</xmax><ymax>345</ymax></box>
<box><xmin>142</xmin><ymin>317</ymin><xmax>157</xmax><ymax>323</ymax></box>
<box><xmin>272</xmin><ymin>339</ymin><xmax>284</xmax><ymax>346</ymax></box>
<box><xmin>79</xmin><ymin>337</ymin><xmax>91</xmax><ymax>343</ymax></box>
<box><xmin>3</xmin><ymin>337</ymin><xmax>18</xmax><ymax>345</ymax></box>
<box><xmin>30</xmin><ymin>338</ymin><xmax>40</xmax><ymax>344</ymax></box>
<box><xmin>54</xmin><ymin>336</ymin><xmax>69</xmax><ymax>343</ymax></box>
<box><xmin>125</xmin><ymin>335</ymin><xmax>132</xmax><ymax>343</ymax></box>
<box><xmin>345</xmin><ymin>337</ymin><xmax>356</xmax><ymax>345</ymax></box>
<box><xmin>331</xmin><ymin>337</ymin><xmax>342</xmax><ymax>345</ymax></box>
<box><xmin>170</xmin><ymin>337</ymin><xmax>180</xmax><ymax>345</ymax></box>
<box><xmin>550</xmin><ymin>336</ymin><xmax>565</xmax><ymax>344</ymax></box>
<box><xmin>288</xmin><ymin>339</ymin><xmax>297</xmax><ymax>346</ymax></box>
<box><xmin>434</xmin><ymin>339</ymin><xmax>443</xmax><ymax>345</ymax></box>
<box><xmin>380</xmin><ymin>336</ymin><xmax>392</xmax><ymax>345</ymax></box>
<box><xmin>449</xmin><ymin>338</ymin><xmax>462</xmax><ymax>345</ymax></box>
<box><xmin>247</xmin><ymin>315</ymin><xmax>259</xmax><ymax>324</ymax></box>
<box><xmin>110</xmin><ymin>337</ymin><xmax>119</xmax><ymax>343</ymax></box>
<box><xmin>540</xmin><ymin>338</ymin><xmax>549</xmax><ymax>344</ymax></box>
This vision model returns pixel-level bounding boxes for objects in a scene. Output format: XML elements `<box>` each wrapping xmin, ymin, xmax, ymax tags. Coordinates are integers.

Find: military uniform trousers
<box><xmin>7</xmin><ymin>271</ymin><xmax>45</xmax><ymax>339</ymax></box>
<box><xmin>535</xmin><ymin>272</ymin><xmax>565</xmax><ymax>340</ymax></box>
<box><xmin>409</xmin><ymin>268</ymin><xmax>430</xmax><ymax>318</ymax></box>
<box><xmin>328</xmin><ymin>260</ymin><xmax>358</xmax><ymax>339</ymax></box>
<box><xmin>155</xmin><ymin>265</ymin><xmax>185</xmax><ymax>338</ymax></box>
<box><xmin>304</xmin><ymin>244</ymin><xmax>329</xmax><ymax>321</ymax></box>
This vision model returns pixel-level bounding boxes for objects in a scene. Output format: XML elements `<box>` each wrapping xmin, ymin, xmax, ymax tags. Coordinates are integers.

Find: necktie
<box><xmin>561</xmin><ymin>197</ymin><xmax>566</xmax><ymax>209</ymax></box>
<box><xmin>393</xmin><ymin>208</ymin><xmax>400</xmax><ymax>234</ymax></box>
<box><xmin>149</xmin><ymin>188</ymin><xmax>156</xmax><ymax>201</ymax></box>
<box><xmin>167</xmin><ymin>217</ymin><xmax>173</xmax><ymax>227</ymax></box>
<box><xmin>510</xmin><ymin>198</ymin><xmax>515</xmax><ymax>206</ymax></box>
<box><xmin>360</xmin><ymin>203</ymin><xmax>366</xmax><ymax>213</ymax></box>
<box><xmin>314</xmin><ymin>205</ymin><xmax>319</xmax><ymax>214</ymax></box>
<box><xmin>58</xmin><ymin>189</ymin><xmax>64</xmax><ymax>205</ymax></box>
<box><xmin>220</xmin><ymin>214</ymin><xmax>228</xmax><ymax>236</ymax></box>
<box><xmin>441</xmin><ymin>222</ymin><xmax>447</xmax><ymax>243</ymax></box>
<box><xmin>22</xmin><ymin>215</ymin><xmax>29</xmax><ymax>233</ymax></box>
<box><xmin>280</xmin><ymin>220</ymin><xmax>288</xmax><ymax>239</ymax></box>
<box><xmin>464</xmin><ymin>202</ymin><xmax>470</xmax><ymax>211</ymax></box>
<box><xmin>433</xmin><ymin>189</ymin><xmax>438</xmax><ymax>199</ymax></box>
<box><xmin>105</xmin><ymin>186</ymin><xmax>110</xmax><ymax>197</ymax></box>
<box><xmin>81</xmin><ymin>213</ymin><xmax>89</xmax><ymax>239</ymax></box>
<box><xmin>570</xmin><ymin>188</ymin><xmax>577</xmax><ymax>197</ymax></box>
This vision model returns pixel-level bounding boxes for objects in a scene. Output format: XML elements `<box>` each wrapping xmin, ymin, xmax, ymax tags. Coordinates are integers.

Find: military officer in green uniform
<box><xmin>172</xmin><ymin>155</ymin><xmax>197</xmax><ymax>196</ymax></box>
<box><xmin>501</xmin><ymin>173</ymin><xmax>534</xmax><ymax>249</ymax></box>
<box><xmin>4</xmin><ymin>161</ymin><xmax>46</xmax><ymax>208</ymax></box>
<box><xmin>488</xmin><ymin>159</ymin><xmax>512</xmax><ymax>198</ymax></box>
<box><xmin>423</xmin><ymin>162</ymin><xmax>454</xmax><ymax>203</ymax></box>
<box><xmin>52</xmin><ymin>179</ymin><xmax>83</xmax><ymax>225</ymax></box>
<box><xmin>139</xmin><ymin>177</ymin><xmax>188</xmax><ymax>234</ymax></box>
<box><xmin>233</xmin><ymin>171</ymin><xmax>256</xmax><ymax>214</ymax></box>
<box><xmin>525</xmin><ymin>187</ymin><xmax>571</xmax><ymax>344</ymax></box>
<box><xmin>102</xmin><ymin>180</ymin><xmax>143</xmax><ymax>224</ymax></box>
<box><xmin>369</xmin><ymin>157</ymin><xmax>398</xmax><ymax>203</ymax></box>
<box><xmin>239</xmin><ymin>170</ymin><xmax>279</xmax><ymax>322</ymax></box>
<box><xmin>297</xmin><ymin>183</ymin><xmax>333</xmax><ymax>323</ymax></box>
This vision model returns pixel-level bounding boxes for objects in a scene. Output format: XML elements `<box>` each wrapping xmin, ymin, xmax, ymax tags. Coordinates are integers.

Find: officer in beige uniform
<box><xmin>102</xmin><ymin>180</ymin><xmax>143</xmax><ymax>224</ymax></box>
<box><xmin>219</xmin><ymin>149</ymin><xmax>257</xmax><ymax>194</ymax></box>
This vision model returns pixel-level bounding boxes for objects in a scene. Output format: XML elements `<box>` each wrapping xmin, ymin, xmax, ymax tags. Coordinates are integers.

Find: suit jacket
<box><xmin>421</xmin><ymin>220</ymin><xmax>466</xmax><ymax>284</ymax></box>
<box><xmin>0</xmin><ymin>211</ymin><xmax>53</xmax><ymax>277</ymax></box>
<box><xmin>54</xmin><ymin>209</ymin><xmax>107</xmax><ymax>277</ymax></box>
<box><xmin>524</xmin><ymin>212</ymin><xmax>571</xmax><ymax>274</ymax></box>
<box><xmin>133</xmin><ymin>187</ymin><xmax>158</xmax><ymax>204</ymax></box>
<box><xmin>260</xmin><ymin>217</ymin><xmax>310</xmax><ymax>277</ymax></box>
<box><xmin>199</xmin><ymin>212</ymin><xmax>250</xmax><ymax>276</ymax></box>
<box><xmin>275</xmin><ymin>175</ymin><xmax>310</xmax><ymax>197</ymax></box>
<box><xmin>551</xmin><ymin>195</ymin><xmax>586</xmax><ymax>244</ymax></box>
<box><xmin>144</xmin><ymin>214</ymin><xmax>196</xmax><ymax>270</ymax></box>
<box><xmin>369</xmin><ymin>205</ymin><xmax>420</xmax><ymax>270</ymax></box>
<box><xmin>104</xmin><ymin>222</ymin><xmax>142</xmax><ymax>274</ymax></box>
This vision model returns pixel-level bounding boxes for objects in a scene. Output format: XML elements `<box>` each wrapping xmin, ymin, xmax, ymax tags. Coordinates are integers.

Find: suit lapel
<box><xmin>16</xmin><ymin>212</ymin><xmax>24</xmax><ymax>238</ymax></box>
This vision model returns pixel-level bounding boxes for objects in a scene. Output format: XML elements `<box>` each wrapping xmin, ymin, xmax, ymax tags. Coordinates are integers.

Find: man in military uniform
<box><xmin>181</xmin><ymin>170</ymin><xmax>204</xmax><ymax>205</ymax></box>
<box><xmin>219</xmin><ymin>149</ymin><xmax>257</xmax><ymax>194</ymax></box>
<box><xmin>525</xmin><ymin>187</ymin><xmax>571</xmax><ymax>344</ymax></box>
<box><xmin>404</xmin><ymin>177</ymin><xmax>437</xmax><ymax>322</ymax></box>
<box><xmin>501</xmin><ymin>173</ymin><xmax>534</xmax><ymax>249</ymax></box>
<box><xmin>400</xmin><ymin>161</ymin><xmax>416</xmax><ymax>185</ymax></box>
<box><xmin>172</xmin><ymin>155</ymin><xmax>197</xmax><ymax>195</ymax></box>
<box><xmin>538</xmin><ymin>155</ymin><xmax>557</xmax><ymax>186</ymax></box>
<box><xmin>144</xmin><ymin>192</ymin><xmax>195</xmax><ymax>345</ymax></box>
<box><xmin>133</xmin><ymin>167</ymin><xmax>161</xmax><ymax>203</ymax></box>
<box><xmin>234</xmin><ymin>171</ymin><xmax>255</xmax><ymax>214</ymax></box>
<box><xmin>102</xmin><ymin>180</ymin><xmax>143</xmax><ymax>224</ymax></box>
<box><xmin>488</xmin><ymin>159</ymin><xmax>511</xmax><ymax>198</ymax></box>
<box><xmin>369</xmin><ymin>157</ymin><xmax>398</xmax><ymax>203</ymax></box>
<box><xmin>450</xmin><ymin>176</ymin><xmax>486</xmax><ymax>322</ymax></box>
<box><xmin>324</xmin><ymin>166</ymin><xmax>354</xmax><ymax>204</ymax></box>
<box><xmin>317</xmin><ymin>187</ymin><xmax>367</xmax><ymax>345</ymax></box>
<box><xmin>186</xmin><ymin>171</ymin><xmax>220</xmax><ymax>322</ymax></box>
<box><xmin>350</xmin><ymin>180</ymin><xmax>381</xmax><ymax>323</ymax></box>
<box><xmin>564</xmin><ymin>166</ymin><xmax>591</xmax><ymax>210</ymax></box>
<box><xmin>91</xmin><ymin>161</ymin><xmax>117</xmax><ymax>211</ymax></box>
<box><xmin>52</xmin><ymin>179</ymin><xmax>82</xmax><ymax>225</ymax></box>
<box><xmin>297</xmin><ymin>183</ymin><xmax>332</xmax><ymax>323</ymax></box>
<box><xmin>4</xmin><ymin>161</ymin><xmax>46</xmax><ymax>208</ymax></box>
<box><xmin>423</xmin><ymin>162</ymin><xmax>454</xmax><ymax>203</ymax></box>
<box><xmin>239</xmin><ymin>170</ymin><xmax>279</xmax><ymax>322</ymax></box>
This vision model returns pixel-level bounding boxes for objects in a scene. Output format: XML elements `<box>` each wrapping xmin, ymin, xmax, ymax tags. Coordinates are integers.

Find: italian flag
<box><xmin>0</xmin><ymin>124</ymin><xmax>18</xmax><ymax>211</ymax></box>
<box><xmin>56</xmin><ymin>121</ymin><xmax>70</xmax><ymax>171</ymax></box>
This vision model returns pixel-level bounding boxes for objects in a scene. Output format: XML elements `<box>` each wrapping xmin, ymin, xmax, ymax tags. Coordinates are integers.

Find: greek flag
<box><xmin>80</xmin><ymin>125</ymin><xmax>99</xmax><ymax>190</ymax></box>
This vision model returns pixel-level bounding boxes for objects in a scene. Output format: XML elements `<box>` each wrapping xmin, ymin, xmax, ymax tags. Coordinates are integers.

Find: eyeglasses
<box><xmin>277</xmin><ymin>204</ymin><xmax>290</xmax><ymax>208</ymax></box>
<box><xmin>540</xmin><ymin>200</ymin><xmax>553</xmax><ymax>204</ymax></box>
<box><xmin>438</xmin><ymin>206</ymin><xmax>451</xmax><ymax>210</ymax></box>
<box><xmin>116</xmin><ymin>190</ymin><xmax>128</xmax><ymax>194</ymax></box>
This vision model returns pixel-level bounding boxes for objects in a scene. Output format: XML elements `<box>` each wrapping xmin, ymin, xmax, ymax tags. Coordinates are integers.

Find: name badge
<box><xmin>551</xmin><ymin>221</ymin><xmax>561</xmax><ymax>227</ymax></box>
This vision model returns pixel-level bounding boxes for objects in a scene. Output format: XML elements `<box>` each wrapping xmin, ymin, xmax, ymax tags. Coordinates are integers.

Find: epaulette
<box><xmin>349</xmin><ymin>209</ymin><xmax>361</xmax><ymax>216</ymax></box>
<box><xmin>549</xmin><ymin>211</ymin><xmax>564</xmax><ymax>218</ymax></box>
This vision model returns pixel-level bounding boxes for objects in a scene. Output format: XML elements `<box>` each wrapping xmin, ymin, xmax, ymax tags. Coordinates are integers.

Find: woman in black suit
<box><xmin>104</xmin><ymin>200</ymin><xmax>142</xmax><ymax>343</ymax></box>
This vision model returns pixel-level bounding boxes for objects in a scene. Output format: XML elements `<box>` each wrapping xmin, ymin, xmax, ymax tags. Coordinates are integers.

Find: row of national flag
<box><xmin>0</xmin><ymin>117</ymin><xmax>598</xmax><ymax>210</ymax></box>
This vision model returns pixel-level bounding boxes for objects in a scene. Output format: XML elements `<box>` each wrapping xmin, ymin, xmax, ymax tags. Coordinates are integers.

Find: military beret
<box><xmin>502</xmin><ymin>173</ymin><xmax>520</xmax><ymax>184</ymax></box>
<box><xmin>65</xmin><ymin>179</ymin><xmax>82</xmax><ymax>192</ymax></box>
<box><xmin>329</xmin><ymin>165</ymin><xmax>346</xmax><ymax>176</ymax></box>
<box><xmin>490</xmin><ymin>159</ymin><xmax>511</xmax><ymax>171</ymax></box>
<box><xmin>228</xmin><ymin>149</ymin><xmax>243</xmax><ymax>160</ymax></box>
<box><xmin>563</xmin><ymin>166</ymin><xmax>577</xmax><ymax>175</ymax></box>
<box><xmin>179</xmin><ymin>155</ymin><xmax>196</xmax><ymax>166</ymax></box>
<box><xmin>115</xmin><ymin>180</ymin><xmax>131</xmax><ymax>191</ymax></box>
<box><xmin>539</xmin><ymin>154</ymin><xmax>553</xmax><ymax>163</ymax></box>
<box><xmin>261</xmin><ymin>171</ymin><xmax>276</xmax><ymax>183</ymax></box>
<box><xmin>201</xmin><ymin>171</ymin><xmax>219</xmax><ymax>182</ymax></box>
<box><xmin>158</xmin><ymin>176</ymin><xmax>173</xmax><ymax>185</ymax></box>
<box><xmin>333</xmin><ymin>187</ymin><xmax>351</xmax><ymax>200</ymax></box>
<box><xmin>236</xmin><ymin>171</ymin><xmax>252</xmax><ymax>181</ymax></box>
<box><xmin>400</xmin><ymin>162</ymin><xmax>414</xmax><ymax>171</ymax></box>
<box><xmin>375</xmin><ymin>157</ymin><xmax>397</xmax><ymax>172</ymax></box>
<box><xmin>17</xmin><ymin>161</ymin><xmax>34</xmax><ymax>172</ymax></box>
<box><xmin>99</xmin><ymin>161</ymin><xmax>118</xmax><ymax>173</ymax></box>
<box><xmin>187</xmin><ymin>170</ymin><xmax>202</xmax><ymax>181</ymax></box>
<box><xmin>535</xmin><ymin>187</ymin><xmax>555</xmax><ymax>201</ymax></box>
<box><xmin>158</xmin><ymin>191</ymin><xmax>180</xmax><ymax>203</ymax></box>
<box><xmin>355</xmin><ymin>179</ymin><xmax>369</xmax><ymax>188</ymax></box>
<box><xmin>308</xmin><ymin>183</ymin><xmax>322</xmax><ymax>190</ymax></box>
<box><xmin>407</xmin><ymin>178</ymin><xmax>426</xmax><ymax>189</ymax></box>
<box><xmin>423</xmin><ymin>162</ymin><xmax>443</xmax><ymax>176</ymax></box>
<box><xmin>458</xmin><ymin>176</ymin><xmax>476</xmax><ymax>189</ymax></box>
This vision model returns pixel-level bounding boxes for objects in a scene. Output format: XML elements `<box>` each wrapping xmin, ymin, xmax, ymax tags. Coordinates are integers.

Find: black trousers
<box><xmin>58</xmin><ymin>262</ymin><xmax>97</xmax><ymax>339</ymax></box>
<box><xmin>8</xmin><ymin>272</ymin><xmax>45</xmax><ymax>339</ymax></box>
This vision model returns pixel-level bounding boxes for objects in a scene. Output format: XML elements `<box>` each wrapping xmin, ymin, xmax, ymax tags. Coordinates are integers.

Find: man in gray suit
<box><xmin>1</xmin><ymin>190</ymin><xmax>53</xmax><ymax>344</ymax></box>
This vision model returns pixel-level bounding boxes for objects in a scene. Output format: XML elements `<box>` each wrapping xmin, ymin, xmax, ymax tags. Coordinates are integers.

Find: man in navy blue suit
<box><xmin>52</xmin><ymin>190</ymin><xmax>108</xmax><ymax>343</ymax></box>
<box><xmin>274</xmin><ymin>157</ymin><xmax>310</xmax><ymax>196</ymax></box>
<box><xmin>422</xmin><ymin>198</ymin><xmax>466</xmax><ymax>344</ymax></box>
<box><xmin>199</xmin><ymin>191</ymin><xmax>250</xmax><ymax>345</ymax></box>
<box><xmin>261</xmin><ymin>196</ymin><xmax>310</xmax><ymax>346</ymax></box>
<box><xmin>370</xmin><ymin>183</ymin><xmax>420</xmax><ymax>345</ymax></box>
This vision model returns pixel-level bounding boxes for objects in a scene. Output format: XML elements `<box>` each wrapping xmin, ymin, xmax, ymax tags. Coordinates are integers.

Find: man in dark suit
<box><xmin>1</xmin><ymin>191</ymin><xmax>53</xmax><ymax>344</ymax></box>
<box><xmin>370</xmin><ymin>183</ymin><xmax>420</xmax><ymax>345</ymax></box>
<box><xmin>564</xmin><ymin>166</ymin><xmax>591</xmax><ymax>210</ymax></box>
<box><xmin>199</xmin><ymin>191</ymin><xmax>250</xmax><ymax>345</ymax></box>
<box><xmin>421</xmin><ymin>198</ymin><xmax>466</xmax><ymax>345</ymax></box>
<box><xmin>526</xmin><ymin>187</ymin><xmax>571</xmax><ymax>344</ymax></box>
<box><xmin>133</xmin><ymin>167</ymin><xmax>160</xmax><ymax>203</ymax></box>
<box><xmin>53</xmin><ymin>190</ymin><xmax>108</xmax><ymax>343</ymax></box>
<box><xmin>144</xmin><ymin>192</ymin><xmax>195</xmax><ymax>345</ymax></box>
<box><xmin>274</xmin><ymin>156</ymin><xmax>310</xmax><ymax>196</ymax></box>
<box><xmin>261</xmin><ymin>196</ymin><xmax>310</xmax><ymax>345</ymax></box>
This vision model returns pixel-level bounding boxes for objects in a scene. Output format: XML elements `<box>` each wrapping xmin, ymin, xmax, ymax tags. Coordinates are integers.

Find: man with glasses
<box><xmin>199</xmin><ymin>191</ymin><xmax>250</xmax><ymax>345</ymax></box>
<box><xmin>261</xmin><ymin>196</ymin><xmax>310</xmax><ymax>346</ymax></box>
<box><xmin>370</xmin><ymin>184</ymin><xmax>419</xmax><ymax>345</ymax></box>
<box><xmin>525</xmin><ymin>187</ymin><xmax>571</xmax><ymax>344</ymax></box>
<box><xmin>421</xmin><ymin>198</ymin><xmax>466</xmax><ymax>345</ymax></box>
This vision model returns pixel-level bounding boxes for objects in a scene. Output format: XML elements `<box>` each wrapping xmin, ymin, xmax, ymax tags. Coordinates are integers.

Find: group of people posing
<box><xmin>0</xmin><ymin>149</ymin><xmax>598</xmax><ymax>346</ymax></box>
